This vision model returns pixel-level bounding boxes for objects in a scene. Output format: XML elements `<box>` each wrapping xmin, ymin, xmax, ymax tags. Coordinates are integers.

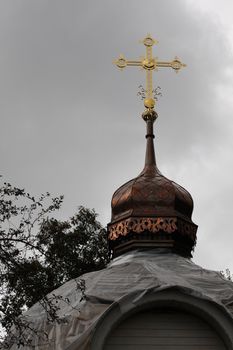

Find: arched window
<box><xmin>104</xmin><ymin>308</ymin><xmax>226</xmax><ymax>349</ymax></box>
<box><xmin>90</xmin><ymin>290</ymin><xmax>233</xmax><ymax>350</ymax></box>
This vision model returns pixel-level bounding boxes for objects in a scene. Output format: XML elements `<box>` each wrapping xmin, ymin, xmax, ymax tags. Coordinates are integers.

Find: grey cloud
<box><xmin>0</xmin><ymin>0</ymin><xmax>233</xmax><ymax>272</ymax></box>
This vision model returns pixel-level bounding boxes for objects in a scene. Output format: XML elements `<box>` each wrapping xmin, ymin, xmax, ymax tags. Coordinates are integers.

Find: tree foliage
<box><xmin>221</xmin><ymin>268</ymin><xmax>233</xmax><ymax>281</ymax></box>
<box><xmin>0</xmin><ymin>178</ymin><xmax>109</xmax><ymax>347</ymax></box>
<box><xmin>38</xmin><ymin>207</ymin><xmax>109</xmax><ymax>285</ymax></box>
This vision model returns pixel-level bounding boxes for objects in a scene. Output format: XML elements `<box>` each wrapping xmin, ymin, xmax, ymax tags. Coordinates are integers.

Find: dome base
<box><xmin>108</xmin><ymin>216</ymin><xmax>197</xmax><ymax>258</ymax></box>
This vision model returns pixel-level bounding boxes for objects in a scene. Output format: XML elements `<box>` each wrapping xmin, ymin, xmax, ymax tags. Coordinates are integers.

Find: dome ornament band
<box><xmin>114</xmin><ymin>34</ymin><xmax>186</xmax><ymax>116</ymax></box>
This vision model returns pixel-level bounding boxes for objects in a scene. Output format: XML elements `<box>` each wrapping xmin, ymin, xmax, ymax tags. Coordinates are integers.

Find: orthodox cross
<box><xmin>114</xmin><ymin>34</ymin><xmax>186</xmax><ymax>112</ymax></box>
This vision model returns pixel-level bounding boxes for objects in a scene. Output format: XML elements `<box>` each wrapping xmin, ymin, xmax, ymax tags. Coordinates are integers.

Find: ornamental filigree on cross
<box><xmin>114</xmin><ymin>34</ymin><xmax>186</xmax><ymax>118</ymax></box>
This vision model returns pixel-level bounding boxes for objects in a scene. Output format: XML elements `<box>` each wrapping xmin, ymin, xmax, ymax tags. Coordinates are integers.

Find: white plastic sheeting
<box><xmin>8</xmin><ymin>250</ymin><xmax>233</xmax><ymax>349</ymax></box>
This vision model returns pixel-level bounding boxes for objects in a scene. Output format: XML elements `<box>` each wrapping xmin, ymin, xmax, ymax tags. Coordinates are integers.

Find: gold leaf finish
<box><xmin>114</xmin><ymin>35</ymin><xmax>186</xmax><ymax>112</ymax></box>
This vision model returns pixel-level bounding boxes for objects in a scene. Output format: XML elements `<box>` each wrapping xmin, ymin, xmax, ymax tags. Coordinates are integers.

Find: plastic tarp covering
<box><xmin>8</xmin><ymin>250</ymin><xmax>233</xmax><ymax>349</ymax></box>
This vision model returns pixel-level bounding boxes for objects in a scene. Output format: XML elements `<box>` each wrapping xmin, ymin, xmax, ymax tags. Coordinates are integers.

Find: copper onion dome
<box><xmin>108</xmin><ymin>111</ymin><xmax>197</xmax><ymax>258</ymax></box>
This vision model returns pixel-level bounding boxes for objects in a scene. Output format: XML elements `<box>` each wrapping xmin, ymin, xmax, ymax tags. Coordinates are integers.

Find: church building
<box><xmin>9</xmin><ymin>35</ymin><xmax>233</xmax><ymax>350</ymax></box>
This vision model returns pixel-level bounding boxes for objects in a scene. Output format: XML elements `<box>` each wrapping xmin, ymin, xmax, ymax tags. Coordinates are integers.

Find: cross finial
<box><xmin>114</xmin><ymin>34</ymin><xmax>186</xmax><ymax>119</ymax></box>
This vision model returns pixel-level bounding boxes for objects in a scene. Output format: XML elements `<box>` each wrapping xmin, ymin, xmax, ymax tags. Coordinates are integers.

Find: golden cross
<box><xmin>114</xmin><ymin>34</ymin><xmax>186</xmax><ymax>110</ymax></box>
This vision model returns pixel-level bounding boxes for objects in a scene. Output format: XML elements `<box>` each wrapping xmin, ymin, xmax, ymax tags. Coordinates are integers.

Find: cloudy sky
<box><xmin>1</xmin><ymin>0</ymin><xmax>233</xmax><ymax>273</ymax></box>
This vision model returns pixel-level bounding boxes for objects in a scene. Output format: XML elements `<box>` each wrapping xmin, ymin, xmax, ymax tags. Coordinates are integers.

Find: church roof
<box><xmin>8</xmin><ymin>250</ymin><xmax>233</xmax><ymax>349</ymax></box>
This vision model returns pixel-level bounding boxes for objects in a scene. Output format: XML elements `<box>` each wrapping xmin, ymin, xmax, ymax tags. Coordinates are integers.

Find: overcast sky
<box><xmin>1</xmin><ymin>0</ymin><xmax>233</xmax><ymax>273</ymax></box>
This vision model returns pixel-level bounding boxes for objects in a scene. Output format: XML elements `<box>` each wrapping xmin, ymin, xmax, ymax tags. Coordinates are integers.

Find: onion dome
<box><xmin>108</xmin><ymin>110</ymin><xmax>197</xmax><ymax>258</ymax></box>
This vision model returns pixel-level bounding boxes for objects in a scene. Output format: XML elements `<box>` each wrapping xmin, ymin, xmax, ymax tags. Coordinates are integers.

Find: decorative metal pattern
<box><xmin>109</xmin><ymin>217</ymin><xmax>197</xmax><ymax>242</ymax></box>
<box><xmin>109</xmin><ymin>217</ymin><xmax>177</xmax><ymax>240</ymax></box>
